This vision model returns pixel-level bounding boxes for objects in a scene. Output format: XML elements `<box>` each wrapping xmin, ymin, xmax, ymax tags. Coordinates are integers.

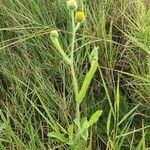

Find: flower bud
<box><xmin>75</xmin><ymin>11</ymin><xmax>85</xmax><ymax>23</ymax></box>
<box><xmin>67</xmin><ymin>0</ymin><xmax>78</xmax><ymax>11</ymax></box>
<box><xmin>50</xmin><ymin>30</ymin><xmax>59</xmax><ymax>38</ymax></box>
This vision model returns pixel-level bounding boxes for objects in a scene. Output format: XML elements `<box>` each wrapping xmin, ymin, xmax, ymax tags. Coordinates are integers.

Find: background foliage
<box><xmin>0</xmin><ymin>0</ymin><xmax>150</xmax><ymax>149</ymax></box>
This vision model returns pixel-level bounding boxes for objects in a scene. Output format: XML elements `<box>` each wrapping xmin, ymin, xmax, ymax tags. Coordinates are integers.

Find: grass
<box><xmin>0</xmin><ymin>0</ymin><xmax>150</xmax><ymax>149</ymax></box>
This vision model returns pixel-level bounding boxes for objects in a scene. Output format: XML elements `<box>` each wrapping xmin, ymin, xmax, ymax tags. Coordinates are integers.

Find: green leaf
<box><xmin>81</xmin><ymin>129</ymin><xmax>88</xmax><ymax>141</ymax></box>
<box><xmin>67</xmin><ymin>124</ymin><xmax>74</xmax><ymax>145</ymax></box>
<box><xmin>77</xmin><ymin>47</ymin><xmax>99</xmax><ymax>104</ymax></box>
<box><xmin>90</xmin><ymin>46</ymin><xmax>99</xmax><ymax>63</ymax></box>
<box><xmin>75</xmin><ymin>111</ymin><xmax>102</xmax><ymax>141</ymax></box>
<box><xmin>81</xmin><ymin>117</ymin><xmax>88</xmax><ymax>127</ymax></box>
<box><xmin>48</xmin><ymin>131</ymin><xmax>67</xmax><ymax>143</ymax></box>
<box><xmin>84</xmin><ymin>110</ymin><xmax>103</xmax><ymax>129</ymax></box>
<box><xmin>107</xmin><ymin>110</ymin><xmax>112</xmax><ymax>136</ymax></box>
<box><xmin>118</xmin><ymin>104</ymin><xmax>140</xmax><ymax>126</ymax></box>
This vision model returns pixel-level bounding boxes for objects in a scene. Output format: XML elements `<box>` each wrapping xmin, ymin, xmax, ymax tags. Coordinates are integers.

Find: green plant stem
<box><xmin>50</xmin><ymin>37</ymin><xmax>71</xmax><ymax>65</ymax></box>
<box><xmin>76</xmin><ymin>102</ymin><xmax>80</xmax><ymax>127</ymax></box>
<box><xmin>70</xmin><ymin>62</ymin><xmax>78</xmax><ymax>102</ymax></box>
<box><xmin>70</xmin><ymin>10</ymin><xmax>80</xmax><ymax>127</ymax></box>
<box><xmin>70</xmin><ymin>11</ymin><xmax>79</xmax><ymax>99</ymax></box>
<box><xmin>71</xmin><ymin>11</ymin><xmax>75</xmax><ymax>61</ymax></box>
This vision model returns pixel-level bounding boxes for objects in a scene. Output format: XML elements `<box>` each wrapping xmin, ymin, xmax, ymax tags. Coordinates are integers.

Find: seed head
<box><xmin>75</xmin><ymin>11</ymin><xmax>85</xmax><ymax>23</ymax></box>
<box><xmin>50</xmin><ymin>30</ymin><xmax>59</xmax><ymax>38</ymax></box>
<box><xmin>67</xmin><ymin>0</ymin><xmax>78</xmax><ymax>11</ymax></box>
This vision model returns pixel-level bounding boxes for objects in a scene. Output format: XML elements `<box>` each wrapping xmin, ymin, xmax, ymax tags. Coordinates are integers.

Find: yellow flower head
<box><xmin>67</xmin><ymin>0</ymin><xmax>77</xmax><ymax>11</ymax></box>
<box><xmin>50</xmin><ymin>30</ymin><xmax>59</xmax><ymax>38</ymax></box>
<box><xmin>75</xmin><ymin>11</ymin><xmax>85</xmax><ymax>23</ymax></box>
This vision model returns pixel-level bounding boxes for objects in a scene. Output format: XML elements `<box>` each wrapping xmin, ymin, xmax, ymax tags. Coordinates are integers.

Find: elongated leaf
<box><xmin>88</xmin><ymin>110</ymin><xmax>102</xmax><ymax>127</ymax></box>
<box><xmin>48</xmin><ymin>131</ymin><xmax>67</xmax><ymax>143</ymax></box>
<box><xmin>81</xmin><ymin>129</ymin><xmax>88</xmax><ymax>141</ymax></box>
<box><xmin>67</xmin><ymin>124</ymin><xmax>74</xmax><ymax>145</ymax></box>
<box><xmin>81</xmin><ymin>118</ymin><xmax>89</xmax><ymax>140</ymax></box>
<box><xmin>118</xmin><ymin>104</ymin><xmax>140</xmax><ymax>126</ymax></box>
<box><xmin>77</xmin><ymin>47</ymin><xmax>99</xmax><ymax>104</ymax></box>
<box><xmin>90</xmin><ymin>47</ymin><xmax>99</xmax><ymax>63</ymax></box>
<box><xmin>83</xmin><ymin>110</ymin><xmax>102</xmax><ymax>129</ymax></box>
<box><xmin>107</xmin><ymin>110</ymin><xmax>112</xmax><ymax>136</ymax></box>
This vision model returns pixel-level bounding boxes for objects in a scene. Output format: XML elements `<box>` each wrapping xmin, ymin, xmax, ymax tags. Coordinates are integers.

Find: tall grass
<box><xmin>0</xmin><ymin>0</ymin><xmax>150</xmax><ymax>149</ymax></box>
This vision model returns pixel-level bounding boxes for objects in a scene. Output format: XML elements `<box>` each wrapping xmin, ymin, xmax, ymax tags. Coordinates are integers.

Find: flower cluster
<box><xmin>67</xmin><ymin>0</ymin><xmax>85</xmax><ymax>23</ymax></box>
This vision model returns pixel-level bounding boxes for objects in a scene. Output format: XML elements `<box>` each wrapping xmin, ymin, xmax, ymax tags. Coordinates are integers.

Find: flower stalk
<box><xmin>50</xmin><ymin>32</ymin><xmax>71</xmax><ymax>65</ymax></box>
<box><xmin>49</xmin><ymin>2</ymin><xmax>102</xmax><ymax>148</ymax></box>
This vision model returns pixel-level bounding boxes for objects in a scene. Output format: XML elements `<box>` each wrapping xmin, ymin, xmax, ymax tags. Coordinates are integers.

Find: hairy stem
<box><xmin>70</xmin><ymin>10</ymin><xmax>80</xmax><ymax>126</ymax></box>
